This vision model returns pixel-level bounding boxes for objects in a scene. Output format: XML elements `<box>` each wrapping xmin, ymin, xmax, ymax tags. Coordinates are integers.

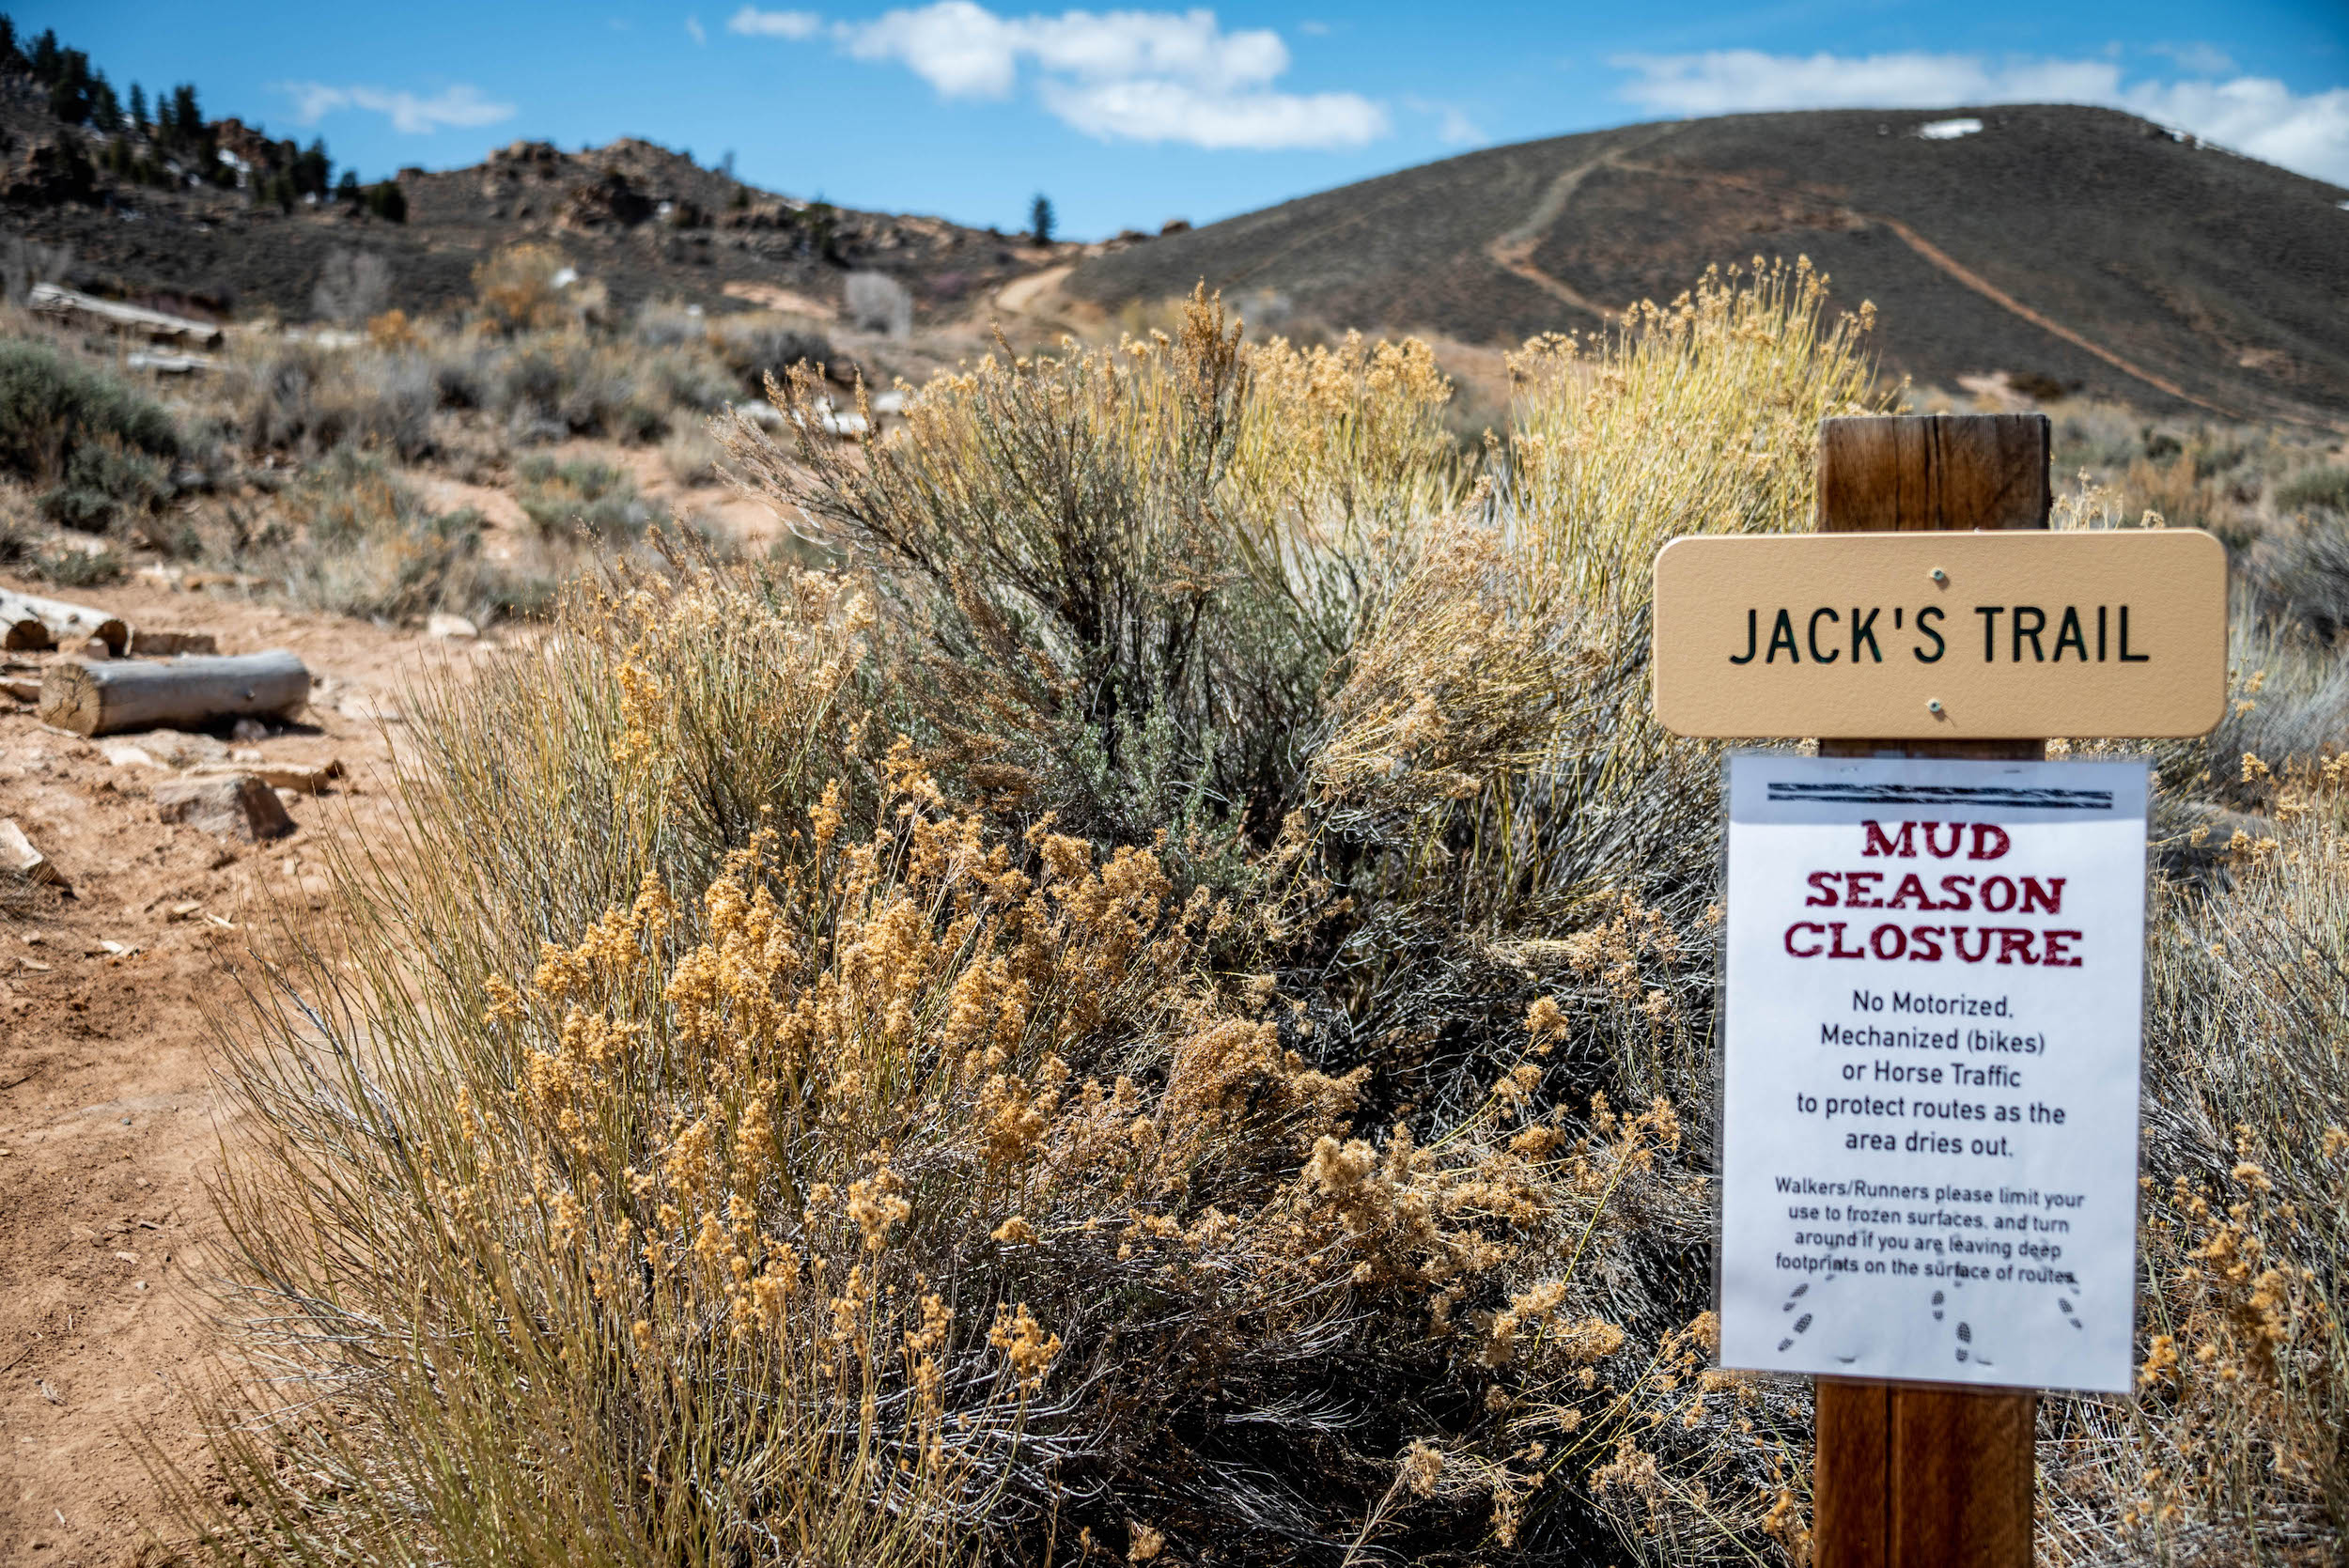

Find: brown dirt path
<box><xmin>0</xmin><ymin>575</ymin><xmax>477</xmax><ymax>1564</ymax></box>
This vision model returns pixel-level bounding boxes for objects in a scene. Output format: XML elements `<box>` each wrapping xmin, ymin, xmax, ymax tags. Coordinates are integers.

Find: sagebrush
<box><xmin>175</xmin><ymin>264</ymin><xmax>2349</xmax><ymax>1568</ymax></box>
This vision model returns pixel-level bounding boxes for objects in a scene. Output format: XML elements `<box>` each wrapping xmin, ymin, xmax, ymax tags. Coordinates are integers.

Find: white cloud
<box><xmin>837</xmin><ymin>4</ymin><xmax>1287</xmax><ymax>100</ymax></box>
<box><xmin>1610</xmin><ymin>51</ymin><xmax>2115</xmax><ymax>116</ymax></box>
<box><xmin>2148</xmin><ymin>42</ymin><xmax>2235</xmax><ymax>76</ymax></box>
<box><xmin>1609</xmin><ymin>50</ymin><xmax>2349</xmax><ymax>185</ymax></box>
<box><xmin>1042</xmin><ymin>77</ymin><xmax>1385</xmax><ymax>148</ymax></box>
<box><xmin>1404</xmin><ymin>95</ymin><xmax>1486</xmax><ymax>147</ymax></box>
<box><xmin>736</xmin><ymin>3</ymin><xmax>1386</xmax><ymax>150</ymax></box>
<box><xmin>727</xmin><ymin>7</ymin><xmax>823</xmax><ymax>38</ymax></box>
<box><xmin>687</xmin><ymin>14</ymin><xmax>708</xmax><ymax>44</ymax></box>
<box><xmin>285</xmin><ymin>82</ymin><xmax>517</xmax><ymax>134</ymax></box>
<box><xmin>2125</xmin><ymin>75</ymin><xmax>2349</xmax><ymax>184</ymax></box>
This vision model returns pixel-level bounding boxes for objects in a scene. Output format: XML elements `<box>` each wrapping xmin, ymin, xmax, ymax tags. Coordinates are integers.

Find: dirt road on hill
<box><xmin>0</xmin><ymin>578</ymin><xmax>478</xmax><ymax>1564</ymax></box>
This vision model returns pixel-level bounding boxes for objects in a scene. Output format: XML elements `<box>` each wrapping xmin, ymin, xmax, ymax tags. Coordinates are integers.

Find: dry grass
<box><xmin>169</xmin><ymin>264</ymin><xmax>2349</xmax><ymax>1568</ymax></box>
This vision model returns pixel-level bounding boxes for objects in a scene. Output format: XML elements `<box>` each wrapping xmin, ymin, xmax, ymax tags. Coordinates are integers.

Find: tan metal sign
<box><xmin>1652</xmin><ymin>531</ymin><xmax>2228</xmax><ymax>738</ymax></box>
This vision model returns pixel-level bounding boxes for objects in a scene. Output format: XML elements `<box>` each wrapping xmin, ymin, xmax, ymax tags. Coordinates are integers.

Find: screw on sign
<box><xmin>1651</xmin><ymin>414</ymin><xmax>2228</xmax><ymax>1568</ymax></box>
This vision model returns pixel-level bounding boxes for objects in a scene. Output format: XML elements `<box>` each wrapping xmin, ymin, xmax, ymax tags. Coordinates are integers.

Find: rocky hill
<box><xmin>8</xmin><ymin>15</ymin><xmax>2346</xmax><ymax>428</ymax></box>
<box><xmin>1063</xmin><ymin>105</ymin><xmax>2349</xmax><ymax>424</ymax></box>
<box><xmin>0</xmin><ymin>30</ymin><xmax>1076</xmax><ymax>329</ymax></box>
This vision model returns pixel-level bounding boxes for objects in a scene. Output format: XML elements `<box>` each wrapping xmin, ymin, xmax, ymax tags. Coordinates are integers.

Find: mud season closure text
<box><xmin>1716</xmin><ymin>754</ymin><xmax>2149</xmax><ymax>1392</ymax></box>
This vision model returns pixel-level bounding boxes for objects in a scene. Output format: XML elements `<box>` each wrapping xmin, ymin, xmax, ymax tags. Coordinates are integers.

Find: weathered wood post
<box><xmin>1811</xmin><ymin>412</ymin><xmax>2046</xmax><ymax>1568</ymax></box>
<box><xmin>1653</xmin><ymin>410</ymin><xmax>2225</xmax><ymax>1568</ymax></box>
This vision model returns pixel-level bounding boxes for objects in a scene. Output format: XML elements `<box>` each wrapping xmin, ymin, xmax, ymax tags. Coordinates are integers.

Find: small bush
<box><xmin>0</xmin><ymin>486</ymin><xmax>126</xmax><ymax>583</ymax></box>
<box><xmin>845</xmin><ymin>270</ymin><xmax>912</xmax><ymax>337</ymax></box>
<box><xmin>474</xmin><ymin>243</ymin><xmax>570</xmax><ymax>335</ymax></box>
<box><xmin>717</xmin><ymin>318</ymin><xmax>834</xmax><ymax>396</ymax></box>
<box><xmin>2244</xmin><ymin>512</ymin><xmax>2349</xmax><ymax>644</ymax></box>
<box><xmin>265</xmin><ymin>446</ymin><xmax>490</xmax><ymax>622</ymax></box>
<box><xmin>27</xmin><ymin>536</ymin><xmax>126</xmax><ymax>586</ymax></box>
<box><xmin>489</xmin><ymin>340</ymin><xmax>671</xmax><ymax>442</ymax></box>
<box><xmin>0</xmin><ymin>336</ymin><xmax>179</xmax><ymax>526</ymax></box>
<box><xmin>642</xmin><ymin>347</ymin><xmax>737</xmax><ymax>414</ymax></box>
<box><xmin>513</xmin><ymin>454</ymin><xmax>649</xmax><ymax>539</ymax></box>
<box><xmin>631</xmin><ymin>296</ymin><xmax>708</xmax><ymax>349</ymax></box>
<box><xmin>362</xmin><ymin>179</ymin><xmax>406</xmax><ymax>223</ymax></box>
<box><xmin>661</xmin><ymin>422</ymin><xmax>722</xmax><ymax>486</ymax></box>
<box><xmin>311</xmin><ymin>247</ymin><xmax>392</xmax><ymax>326</ymax></box>
<box><xmin>0</xmin><ymin>235</ymin><xmax>73</xmax><ymax>303</ymax></box>
<box><xmin>234</xmin><ymin>341</ymin><xmax>435</xmax><ymax>460</ymax></box>
<box><xmin>2277</xmin><ymin>463</ymin><xmax>2349</xmax><ymax>515</ymax></box>
<box><xmin>36</xmin><ymin>431</ymin><xmax>171</xmax><ymax>530</ymax></box>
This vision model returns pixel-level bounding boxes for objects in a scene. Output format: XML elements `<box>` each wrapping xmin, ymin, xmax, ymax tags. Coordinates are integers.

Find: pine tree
<box><xmin>294</xmin><ymin>137</ymin><xmax>331</xmax><ymax>199</ymax></box>
<box><xmin>128</xmin><ymin>82</ymin><xmax>148</xmax><ymax>130</ymax></box>
<box><xmin>1030</xmin><ymin>192</ymin><xmax>1054</xmax><ymax>245</ymax></box>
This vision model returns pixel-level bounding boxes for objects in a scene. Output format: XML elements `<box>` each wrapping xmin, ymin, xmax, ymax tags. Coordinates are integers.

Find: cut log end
<box><xmin>38</xmin><ymin>650</ymin><xmax>312</xmax><ymax>737</ymax></box>
<box><xmin>0</xmin><ymin>588</ymin><xmax>128</xmax><ymax>655</ymax></box>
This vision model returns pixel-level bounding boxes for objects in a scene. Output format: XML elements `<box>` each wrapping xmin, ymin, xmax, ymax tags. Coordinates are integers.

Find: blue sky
<box><xmin>23</xmin><ymin>2</ymin><xmax>2349</xmax><ymax>237</ymax></box>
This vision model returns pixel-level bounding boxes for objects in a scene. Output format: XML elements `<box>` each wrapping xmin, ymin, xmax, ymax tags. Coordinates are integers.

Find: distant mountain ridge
<box><xmin>1064</xmin><ymin>105</ymin><xmax>2349</xmax><ymax>425</ymax></box>
<box><xmin>0</xmin><ymin>15</ymin><xmax>1072</xmax><ymax>328</ymax></box>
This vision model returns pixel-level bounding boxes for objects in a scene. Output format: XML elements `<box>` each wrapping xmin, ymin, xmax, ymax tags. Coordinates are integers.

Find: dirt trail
<box><xmin>0</xmin><ymin>577</ymin><xmax>468</xmax><ymax>1564</ymax></box>
<box><xmin>1859</xmin><ymin>212</ymin><xmax>2236</xmax><ymax>418</ymax></box>
<box><xmin>993</xmin><ymin>262</ymin><xmax>1074</xmax><ymax>319</ymax></box>
<box><xmin>1480</xmin><ymin>128</ymin><xmax>2241</xmax><ymax>418</ymax></box>
<box><xmin>1485</xmin><ymin>158</ymin><xmax>1617</xmax><ymax>321</ymax></box>
<box><xmin>1589</xmin><ymin>151</ymin><xmax>2244</xmax><ymax>420</ymax></box>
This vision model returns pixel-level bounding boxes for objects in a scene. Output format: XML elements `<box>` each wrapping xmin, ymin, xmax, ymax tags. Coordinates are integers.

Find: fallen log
<box><xmin>27</xmin><ymin>283</ymin><xmax>225</xmax><ymax>347</ymax></box>
<box><xmin>0</xmin><ymin>588</ymin><xmax>128</xmax><ymax>654</ymax></box>
<box><xmin>128</xmin><ymin>629</ymin><xmax>219</xmax><ymax>658</ymax></box>
<box><xmin>39</xmin><ymin>650</ymin><xmax>311</xmax><ymax>737</ymax></box>
<box><xmin>191</xmin><ymin>759</ymin><xmax>342</xmax><ymax>795</ymax></box>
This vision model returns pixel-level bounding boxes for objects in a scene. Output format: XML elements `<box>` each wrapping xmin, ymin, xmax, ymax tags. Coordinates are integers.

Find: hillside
<box><xmin>0</xmin><ymin>24</ymin><xmax>1075</xmax><ymax>328</ymax></box>
<box><xmin>1063</xmin><ymin>105</ymin><xmax>2349</xmax><ymax>425</ymax></box>
<box><xmin>6</xmin><ymin>127</ymin><xmax>1072</xmax><ymax>328</ymax></box>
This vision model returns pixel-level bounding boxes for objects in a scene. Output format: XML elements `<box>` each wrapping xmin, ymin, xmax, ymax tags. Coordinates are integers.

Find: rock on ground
<box><xmin>152</xmin><ymin>775</ymin><xmax>295</xmax><ymax>842</ymax></box>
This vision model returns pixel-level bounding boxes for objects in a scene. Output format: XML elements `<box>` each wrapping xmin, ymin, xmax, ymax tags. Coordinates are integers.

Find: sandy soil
<box><xmin>0</xmin><ymin>573</ymin><xmax>488</xmax><ymax>1564</ymax></box>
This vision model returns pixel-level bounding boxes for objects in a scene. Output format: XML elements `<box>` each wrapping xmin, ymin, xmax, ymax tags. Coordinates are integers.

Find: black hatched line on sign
<box><xmin>1766</xmin><ymin>783</ymin><xmax>2115</xmax><ymax>811</ymax></box>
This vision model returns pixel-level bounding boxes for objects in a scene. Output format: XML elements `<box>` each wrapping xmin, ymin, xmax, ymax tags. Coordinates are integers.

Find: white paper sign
<box><xmin>1717</xmin><ymin>753</ymin><xmax>2148</xmax><ymax>1392</ymax></box>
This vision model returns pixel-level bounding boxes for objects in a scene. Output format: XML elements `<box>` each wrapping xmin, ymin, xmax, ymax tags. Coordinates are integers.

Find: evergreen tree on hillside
<box><xmin>1030</xmin><ymin>192</ymin><xmax>1054</xmax><ymax>245</ymax></box>
<box><xmin>168</xmin><ymin>83</ymin><xmax>201</xmax><ymax>144</ymax></box>
<box><xmin>0</xmin><ymin>14</ymin><xmax>349</xmax><ymax>208</ymax></box>
<box><xmin>293</xmin><ymin>138</ymin><xmax>331</xmax><ymax>199</ymax></box>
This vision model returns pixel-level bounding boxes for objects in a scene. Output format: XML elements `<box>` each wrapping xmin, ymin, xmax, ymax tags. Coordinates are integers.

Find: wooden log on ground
<box><xmin>0</xmin><ymin>587</ymin><xmax>128</xmax><ymax>654</ymax></box>
<box><xmin>27</xmin><ymin>283</ymin><xmax>225</xmax><ymax>347</ymax></box>
<box><xmin>190</xmin><ymin>759</ymin><xmax>342</xmax><ymax>795</ymax></box>
<box><xmin>39</xmin><ymin>650</ymin><xmax>311</xmax><ymax>737</ymax></box>
<box><xmin>128</xmin><ymin>629</ymin><xmax>220</xmax><ymax>658</ymax></box>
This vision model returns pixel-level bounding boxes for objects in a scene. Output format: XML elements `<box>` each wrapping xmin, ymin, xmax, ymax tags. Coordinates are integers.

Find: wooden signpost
<box><xmin>1653</xmin><ymin>412</ymin><xmax>2229</xmax><ymax>1568</ymax></box>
